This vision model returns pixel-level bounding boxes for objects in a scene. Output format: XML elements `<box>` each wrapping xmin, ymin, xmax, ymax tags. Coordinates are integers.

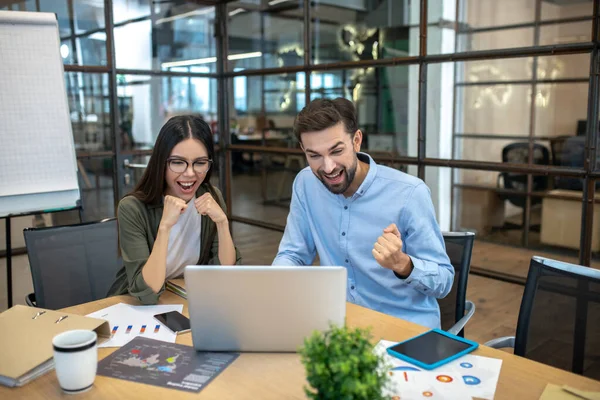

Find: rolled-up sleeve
<box><xmin>118</xmin><ymin>198</ymin><xmax>164</xmax><ymax>305</ymax></box>
<box><xmin>396</xmin><ymin>183</ymin><xmax>454</xmax><ymax>299</ymax></box>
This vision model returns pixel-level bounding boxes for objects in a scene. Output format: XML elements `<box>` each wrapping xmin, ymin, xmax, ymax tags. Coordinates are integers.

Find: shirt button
<box><xmin>342</xmin><ymin>232</ymin><xmax>346</xmax><ymax>236</ymax></box>
<box><xmin>345</xmin><ymin>259</ymin><xmax>349</xmax><ymax>263</ymax></box>
<box><xmin>344</xmin><ymin>206</ymin><xmax>348</xmax><ymax>210</ymax></box>
<box><xmin>351</xmin><ymin>286</ymin><xmax>355</xmax><ymax>290</ymax></box>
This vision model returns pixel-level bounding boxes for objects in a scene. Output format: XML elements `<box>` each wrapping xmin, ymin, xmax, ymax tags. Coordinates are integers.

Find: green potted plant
<box><xmin>299</xmin><ymin>324</ymin><xmax>391</xmax><ymax>400</ymax></box>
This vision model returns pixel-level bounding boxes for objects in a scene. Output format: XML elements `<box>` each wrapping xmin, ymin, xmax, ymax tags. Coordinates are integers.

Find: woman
<box><xmin>108</xmin><ymin>115</ymin><xmax>242</xmax><ymax>304</ymax></box>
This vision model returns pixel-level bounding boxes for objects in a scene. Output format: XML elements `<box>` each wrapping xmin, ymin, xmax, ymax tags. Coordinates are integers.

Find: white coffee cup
<box><xmin>52</xmin><ymin>330</ymin><xmax>98</xmax><ymax>394</ymax></box>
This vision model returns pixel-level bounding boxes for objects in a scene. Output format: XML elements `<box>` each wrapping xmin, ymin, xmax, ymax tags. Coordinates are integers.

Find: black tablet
<box><xmin>386</xmin><ymin>329</ymin><xmax>479</xmax><ymax>370</ymax></box>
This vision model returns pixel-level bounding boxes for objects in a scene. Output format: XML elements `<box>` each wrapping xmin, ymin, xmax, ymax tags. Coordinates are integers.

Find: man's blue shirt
<box><xmin>273</xmin><ymin>153</ymin><xmax>454</xmax><ymax>328</ymax></box>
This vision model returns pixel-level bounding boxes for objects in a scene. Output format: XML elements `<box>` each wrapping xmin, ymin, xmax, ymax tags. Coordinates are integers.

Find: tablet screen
<box><xmin>388</xmin><ymin>331</ymin><xmax>473</xmax><ymax>365</ymax></box>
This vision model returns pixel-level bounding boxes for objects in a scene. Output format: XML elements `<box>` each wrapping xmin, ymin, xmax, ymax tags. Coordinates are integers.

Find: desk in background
<box><xmin>231</xmin><ymin>131</ymin><xmax>291</xmax><ymax>173</ymax></box>
<box><xmin>456</xmin><ymin>184</ymin><xmax>506</xmax><ymax>236</ymax></box>
<box><xmin>541</xmin><ymin>189</ymin><xmax>600</xmax><ymax>252</ymax></box>
<box><xmin>3</xmin><ymin>291</ymin><xmax>600</xmax><ymax>399</ymax></box>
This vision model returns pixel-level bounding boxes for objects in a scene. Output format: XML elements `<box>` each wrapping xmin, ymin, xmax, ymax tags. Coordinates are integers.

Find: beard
<box><xmin>316</xmin><ymin>156</ymin><xmax>358</xmax><ymax>195</ymax></box>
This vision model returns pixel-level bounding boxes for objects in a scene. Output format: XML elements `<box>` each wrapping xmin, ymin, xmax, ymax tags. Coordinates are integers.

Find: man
<box><xmin>273</xmin><ymin>98</ymin><xmax>454</xmax><ymax>329</ymax></box>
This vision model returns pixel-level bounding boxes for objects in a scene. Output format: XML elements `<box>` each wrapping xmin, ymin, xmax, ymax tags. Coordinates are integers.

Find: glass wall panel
<box><xmin>311</xmin><ymin>0</ymin><xmax>420</xmax><ymax>63</ymax></box>
<box><xmin>458</xmin><ymin>28</ymin><xmax>535</xmax><ymax>53</ymax></box>
<box><xmin>20</xmin><ymin>0</ymin><xmax>109</xmax><ymax>66</ymax></box>
<box><xmin>227</xmin><ymin>1</ymin><xmax>304</xmax><ymax>70</ymax></box>
<box><xmin>230</xmin><ymin>73</ymin><xmax>304</xmax><ymax>151</ymax></box>
<box><xmin>541</xmin><ymin>0</ymin><xmax>594</xmax><ymax>21</ymax></box>
<box><xmin>113</xmin><ymin>0</ymin><xmax>216</xmax><ymax>72</ymax></box>
<box><xmin>230</xmin><ymin>150</ymin><xmax>298</xmax><ymax>224</ymax></box>
<box><xmin>462</xmin><ymin>0</ymin><xmax>535</xmax><ymax>28</ymax></box>
<box><xmin>458</xmin><ymin>54</ymin><xmax>589</xmax><ymax>85</ymax></box>
<box><xmin>66</xmin><ymin>72</ymin><xmax>111</xmax><ymax>152</ymax></box>
<box><xmin>537</xmin><ymin>53</ymin><xmax>590</xmax><ymax>80</ymax></box>
<box><xmin>306</xmin><ymin>66</ymin><xmax>417</xmax><ymax>157</ymax></box>
<box><xmin>117</xmin><ymin>74</ymin><xmax>217</xmax><ymax>151</ymax></box>
<box><xmin>539</xmin><ymin>21</ymin><xmax>592</xmax><ymax>46</ymax></box>
<box><xmin>77</xmin><ymin>156</ymin><xmax>115</xmax><ymax>221</ymax></box>
<box><xmin>534</xmin><ymin>82</ymin><xmax>589</xmax><ymax>140</ymax></box>
<box><xmin>460</xmin><ymin>84</ymin><xmax>530</xmax><ymax>136</ymax></box>
<box><xmin>440</xmin><ymin>55</ymin><xmax>590</xmax><ymax>165</ymax></box>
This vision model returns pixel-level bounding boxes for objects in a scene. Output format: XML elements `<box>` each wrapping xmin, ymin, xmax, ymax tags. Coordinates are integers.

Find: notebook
<box><xmin>166</xmin><ymin>279</ymin><xmax>187</xmax><ymax>299</ymax></box>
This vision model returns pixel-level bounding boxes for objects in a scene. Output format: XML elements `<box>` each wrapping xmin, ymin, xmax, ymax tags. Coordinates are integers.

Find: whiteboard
<box><xmin>0</xmin><ymin>11</ymin><xmax>80</xmax><ymax>217</ymax></box>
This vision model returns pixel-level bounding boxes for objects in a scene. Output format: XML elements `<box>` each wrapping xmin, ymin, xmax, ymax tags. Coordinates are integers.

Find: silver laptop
<box><xmin>184</xmin><ymin>266</ymin><xmax>347</xmax><ymax>352</ymax></box>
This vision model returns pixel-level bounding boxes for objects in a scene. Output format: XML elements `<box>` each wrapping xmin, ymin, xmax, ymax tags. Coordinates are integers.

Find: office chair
<box><xmin>496</xmin><ymin>142</ymin><xmax>550</xmax><ymax>230</ymax></box>
<box><xmin>440</xmin><ymin>232</ymin><xmax>476</xmax><ymax>337</ymax></box>
<box><xmin>23</xmin><ymin>218</ymin><xmax>121</xmax><ymax>310</ymax></box>
<box><xmin>485</xmin><ymin>256</ymin><xmax>600</xmax><ymax>379</ymax></box>
<box><xmin>549</xmin><ymin>135</ymin><xmax>571</xmax><ymax>167</ymax></box>
<box><xmin>554</xmin><ymin>135</ymin><xmax>587</xmax><ymax>190</ymax></box>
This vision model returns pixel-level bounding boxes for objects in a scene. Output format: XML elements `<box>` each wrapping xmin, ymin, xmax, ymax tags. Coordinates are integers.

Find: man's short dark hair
<box><xmin>293</xmin><ymin>98</ymin><xmax>358</xmax><ymax>142</ymax></box>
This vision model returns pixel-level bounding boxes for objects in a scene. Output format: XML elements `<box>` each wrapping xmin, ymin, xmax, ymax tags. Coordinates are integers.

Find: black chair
<box><xmin>496</xmin><ymin>142</ymin><xmax>550</xmax><ymax>230</ymax></box>
<box><xmin>23</xmin><ymin>218</ymin><xmax>121</xmax><ymax>309</ymax></box>
<box><xmin>554</xmin><ymin>135</ymin><xmax>587</xmax><ymax>190</ymax></box>
<box><xmin>549</xmin><ymin>135</ymin><xmax>571</xmax><ymax>167</ymax></box>
<box><xmin>485</xmin><ymin>256</ymin><xmax>600</xmax><ymax>379</ymax></box>
<box><xmin>440</xmin><ymin>232</ymin><xmax>476</xmax><ymax>337</ymax></box>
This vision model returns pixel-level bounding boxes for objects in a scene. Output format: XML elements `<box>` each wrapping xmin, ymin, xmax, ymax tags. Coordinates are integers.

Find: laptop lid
<box><xmin>184</xmin><ymin>266</ymin><xmax>347</xmax><ymax>352</ymax></box>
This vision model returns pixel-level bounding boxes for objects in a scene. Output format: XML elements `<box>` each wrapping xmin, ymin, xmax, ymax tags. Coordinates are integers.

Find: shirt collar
<box><xmin>351</xmin><ymin>152</ymin><xmax>378</xmax><ymax>199</ymax></box>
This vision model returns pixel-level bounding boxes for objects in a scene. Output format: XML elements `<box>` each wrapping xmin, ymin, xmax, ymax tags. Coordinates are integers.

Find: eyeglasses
<box><xmin>167</xmin><ymin>157</ymin><xmax>212</xmax><ymax>174</ymax></box>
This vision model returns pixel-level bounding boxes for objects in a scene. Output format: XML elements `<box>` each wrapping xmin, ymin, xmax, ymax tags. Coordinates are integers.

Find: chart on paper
<box><xmin>97</xmin><ymin>337</ymin><xmax>239</xmax><ymax>393</ymax></box>
<box><xmin>86</xmin><ymin>303</ymin><xmax>183</xmax><ymax>347</ymax></box>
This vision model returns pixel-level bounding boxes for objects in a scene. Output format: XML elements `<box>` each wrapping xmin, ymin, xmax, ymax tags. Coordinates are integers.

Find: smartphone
<box><xmin>153</xmin><ymin>311</ymin><xmax>191</xmax><ymax>334</ymax></box>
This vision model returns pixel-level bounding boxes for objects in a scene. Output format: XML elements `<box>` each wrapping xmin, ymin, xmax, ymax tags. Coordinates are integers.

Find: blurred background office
<box><xmin>0</xmin><ymin>0</ymin><xmax>599</xmax><ymax>308</ymax></box>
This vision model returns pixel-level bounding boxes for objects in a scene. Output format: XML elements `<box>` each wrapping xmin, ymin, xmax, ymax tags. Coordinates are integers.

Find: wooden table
<box><xmin>3</xmin><ymin>291</ymin><xmax>600</xmax><ymax>399</ymax></box>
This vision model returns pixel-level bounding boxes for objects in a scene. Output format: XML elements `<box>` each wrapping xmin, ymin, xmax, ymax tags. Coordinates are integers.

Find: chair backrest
<box><xmin>514</xmin><ymin>256</ymin><xmax>600</xmax><ymax>379</ymax></box>
<box><xmin>438</xmin><ymin>232</ymin><xmax>475</xmax><ymax>337</ymax></box>
<box><xmin>549</xmin><ymin>136</ymin><xmax>571</xmax><ymax>166</ymax></box>
<box><xmin>499</xmin><ymin>143</ymin><xmax>550</xmax><ymax>208</ymax></box>
<box><xmin>554</xmin><ymin>136</ymin><xmax>587</xmax><ymax>190</ymax></box>
<box><xmin>23</xmin><ymin>218</ymin><xmax>121</xmax><ymax>310</ymax></box>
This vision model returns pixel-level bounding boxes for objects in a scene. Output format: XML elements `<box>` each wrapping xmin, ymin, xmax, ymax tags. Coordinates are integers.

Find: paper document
<box><xmin>97</xmin><ymin>337</ymin><xmax>239</xmax><ymax>393</ymax></box>
<box><xmin>374</xmin><ymin>340</ymin><xmax>503</xmax><ymax>400</ymax></box>
<box><xmin>87</xmin><ymin>303</ymin><xmax>184</xmax><ymax>348</ymax></box>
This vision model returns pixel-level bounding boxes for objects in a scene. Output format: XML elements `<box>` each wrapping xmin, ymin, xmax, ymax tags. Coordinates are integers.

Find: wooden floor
<box><xmin>471</xmin><ymin>240</ymin><xmax>600</xmax><ymax>280</ymax></box>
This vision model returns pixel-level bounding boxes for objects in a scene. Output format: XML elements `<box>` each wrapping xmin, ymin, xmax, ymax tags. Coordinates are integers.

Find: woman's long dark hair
<box><xmin>130</xmin><ymin>115</ymin><xmax>215</xmax><ymax>205</ymax></box>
